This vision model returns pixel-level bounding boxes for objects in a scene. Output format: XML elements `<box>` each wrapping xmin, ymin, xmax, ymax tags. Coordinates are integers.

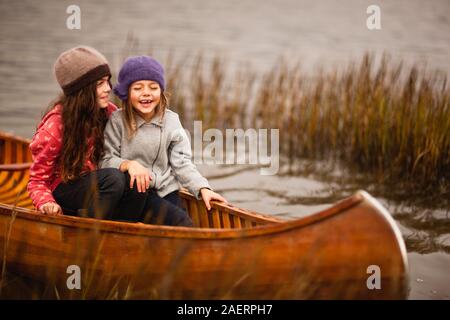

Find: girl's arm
<box><xmin>101</xmin><ymin>112</ymin><xmax>127</xmax><ymax>170</ymax></box>
<box><xmin>27</xmin><ymin>127</ymin><xmax>62</xmax><ymax>215</ymax></box>
<box><xmin>169</xmin><ymin>121</ymin><xmax>228</xmax><ymax>208</ymax></box>
<box><xmin>168</xmin><ymin>117</ymin><xmax>212</xmax><ymax>200</ymax></box>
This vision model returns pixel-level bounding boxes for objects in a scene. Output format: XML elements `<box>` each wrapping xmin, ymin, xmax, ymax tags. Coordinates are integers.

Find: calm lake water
<box><xmin>0</xmin><ymin>0</ymin><xmax>449</xmax><ymax>299</ymax></box>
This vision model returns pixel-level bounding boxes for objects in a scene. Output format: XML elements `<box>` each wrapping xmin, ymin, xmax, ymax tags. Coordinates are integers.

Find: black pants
<box><xmin>53</xmin><ymin>168</ymin><xmax>192</xmax><ymax>227</ymax></box>
<box><xmin>117</xmin><ymin>173</ymin><xmax>193</xmax><ymax>227</ymax></box>
<box><xmin>53</xmin><ymin>168</ymin><xmax>126</xmax><ymax>220</ymax></box>
<box><xmin>139</xmin><ymin>189</ymin><xmax>193</xmax><ymax>227</ymax></box>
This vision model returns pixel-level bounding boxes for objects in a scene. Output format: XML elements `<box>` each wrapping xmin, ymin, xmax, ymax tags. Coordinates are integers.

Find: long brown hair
<box><xmin>45</xmin><ymin>81</ymin><xmax>109</xmax><ymax>182</ymax></box>
<box><xmin>122</xmin><ymin>90</ymin><xmax>169</xmax><ymax>139</ymax></box>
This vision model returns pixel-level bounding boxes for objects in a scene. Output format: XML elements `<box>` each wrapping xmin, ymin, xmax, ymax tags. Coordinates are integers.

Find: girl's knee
<box><xmin>99</xmin><ymin>168</ymin><xmax>126</xmax><ymax>194</ymax></box>
<box><xmin>143</xmin><ymin>202</ymin><xmax>193</xmax><ymax>227</ymax></box>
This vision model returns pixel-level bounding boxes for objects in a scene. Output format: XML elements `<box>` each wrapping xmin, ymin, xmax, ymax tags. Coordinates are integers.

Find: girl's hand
<box><xmin>39</xmin><ymin>202</ymin><xmax>62</xmax><ymax>216</ymax></box>
<box><xmin>200</xmin><ymin>188</ymin><xmax>228</xmax><ymax>210</ymax></box>
<box><xmin>125</xmin><ymin>160</ymin><xmax>151</xmax><ymax>193</ymax></box>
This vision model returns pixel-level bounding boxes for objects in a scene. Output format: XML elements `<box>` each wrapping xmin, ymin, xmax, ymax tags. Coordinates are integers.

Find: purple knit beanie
<box><xmin>113</xmin><ymin>56</ymin><xmax>165</xmax><ymax>101</ymax></box>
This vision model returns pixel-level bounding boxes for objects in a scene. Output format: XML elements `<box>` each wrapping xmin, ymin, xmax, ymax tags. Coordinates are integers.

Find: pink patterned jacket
<box><xmin>27</xmin><ymin>103</ymin><xmax>117</xmax><ymax>210</ymax></box>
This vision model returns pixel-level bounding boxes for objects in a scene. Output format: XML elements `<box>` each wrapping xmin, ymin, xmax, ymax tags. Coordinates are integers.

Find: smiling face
<box><xmin>95</xmin><ymin>76</ymin><xmax>111</xmax><ymax>109</ymax></box>
<box><xmin>129</xmin><ymin>80</ymin><xmax>161</xmax><ymax>121</ymax></box>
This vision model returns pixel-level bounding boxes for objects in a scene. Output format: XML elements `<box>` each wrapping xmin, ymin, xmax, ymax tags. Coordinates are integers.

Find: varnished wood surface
<box><xmin>0</xmin><ymin>131</ymin><xmax>409</xmax><ymax>299</ymax></box>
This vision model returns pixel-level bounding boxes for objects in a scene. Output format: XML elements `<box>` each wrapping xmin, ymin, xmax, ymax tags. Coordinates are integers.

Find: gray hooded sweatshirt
<box><xmin>100</xmin><ymin>109</ymin><xmax>210</xmax><ymax>199</ymax></box>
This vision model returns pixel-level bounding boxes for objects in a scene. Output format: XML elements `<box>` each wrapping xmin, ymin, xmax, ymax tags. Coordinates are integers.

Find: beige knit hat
<box><xmin>54</xmin><ymin>46</ymin><xmax>111</xmax><ymax>96</ymax></box>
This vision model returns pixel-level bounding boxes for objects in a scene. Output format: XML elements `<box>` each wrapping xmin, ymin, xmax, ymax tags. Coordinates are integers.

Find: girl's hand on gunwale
<box><xmin>200</xmin><ymin>188</ymin><xmax>228</xmax><ymax>211</ymax></box>
<box><xmin>39</xmin><ymin>202</ymin><xmax>62</xmax><ymax>216</ymax></box>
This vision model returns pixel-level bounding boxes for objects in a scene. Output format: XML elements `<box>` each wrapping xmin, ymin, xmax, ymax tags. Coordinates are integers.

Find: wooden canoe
<box><xmin>0</xmin><ymin>131</ymin><xmax>409</xmax><ymax>299</ymax></box>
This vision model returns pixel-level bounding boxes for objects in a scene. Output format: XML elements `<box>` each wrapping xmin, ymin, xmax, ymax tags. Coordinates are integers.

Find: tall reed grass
<box><xmin>165</xmin><ymin>53</ymin><xmax>449</xmax><ymax>202</ymax></box>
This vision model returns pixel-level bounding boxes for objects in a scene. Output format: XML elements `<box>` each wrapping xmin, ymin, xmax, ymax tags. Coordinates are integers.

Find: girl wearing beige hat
<box><xmin>27</xmin><ymin>46</ymin><xmax>140</xmax><ymax>220</ymax></box>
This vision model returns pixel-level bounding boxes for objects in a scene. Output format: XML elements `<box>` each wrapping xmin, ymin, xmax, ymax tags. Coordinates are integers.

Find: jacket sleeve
<box><xmin>27</xmin><ymin>128</ymin><xmax>62</xmax><ymax>210</ymax></box>
<box><xmin>168</xmin><ymin>115</ymin><xmax>211</xmax><ymax>199</ymax></box>
<box><xmin>100</xmin><ymin>112</ymin><xmax>127</xmax><ymax>170</ymax></box>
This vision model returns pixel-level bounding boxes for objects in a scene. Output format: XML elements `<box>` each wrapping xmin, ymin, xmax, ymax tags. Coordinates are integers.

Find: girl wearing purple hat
<box><xmin>101</xmin><ymin>56</ymin><xmax>227</xmax><ymax>226</ymax></box>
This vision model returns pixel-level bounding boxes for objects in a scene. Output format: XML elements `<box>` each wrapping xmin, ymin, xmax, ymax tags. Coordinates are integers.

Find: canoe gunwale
<box><xmin>0</xmin><ymin>192</ymin><xmax>367</xmax><ymax>239</ymax></box>
<box><xmin>0</xmin><ymin>132</ymin><xmax>31</xmax><ymax>145</ymax></box>
<box><xmin>0</xmin><ymin>163</ymin><xmax>32</xmax><ymax>171</ymax></box>
<box><xmin>359</xmin><ymin>191</ymin><xmax>409</xmax><ymax>275</ymax></box>
<box><xmin>177</xmin><ymin>189</ymin><xmax>284</xmax><ymax>224</ymax></box>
